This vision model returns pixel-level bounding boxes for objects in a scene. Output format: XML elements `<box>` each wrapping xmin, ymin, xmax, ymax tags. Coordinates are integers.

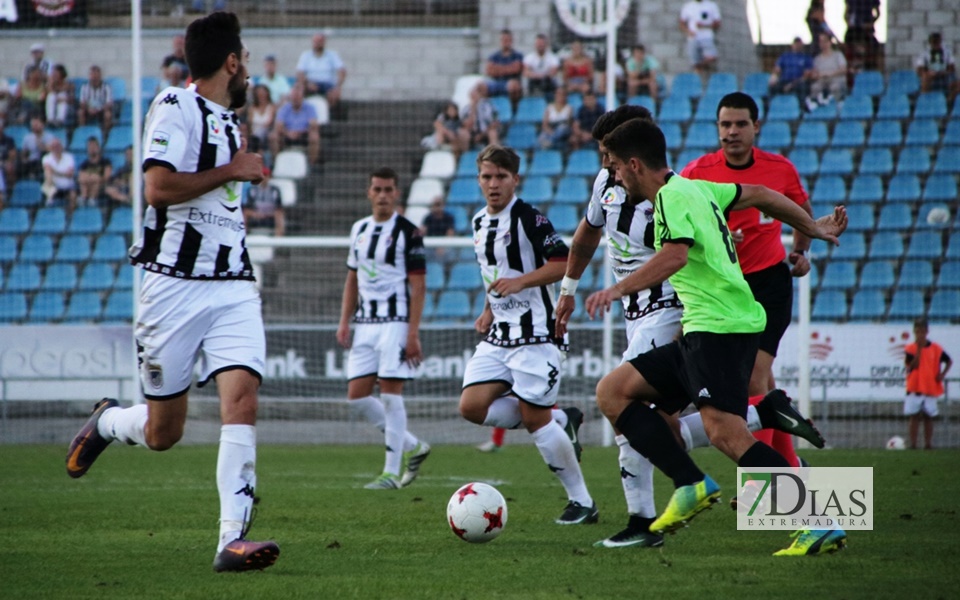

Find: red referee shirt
<box><xmin>680</xmin><ymin>147</ymin><xmax>809</xmax><ymax>275</ymax></box>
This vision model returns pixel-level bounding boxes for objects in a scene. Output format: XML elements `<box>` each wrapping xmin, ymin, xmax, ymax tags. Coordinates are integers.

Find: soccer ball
<box><xmin>886</xmin><ymin>435</ymin><xmax>906</xmax><ymax>450</ymax></box>
<box><xmin>446</xmin><ymin>482</ymin><xmax>507</xmax><ymax>543</ymax></box>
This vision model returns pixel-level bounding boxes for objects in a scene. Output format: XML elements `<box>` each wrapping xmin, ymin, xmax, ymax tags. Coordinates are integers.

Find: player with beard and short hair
<box><xmin>65</xmin><ymin>12</ymin><xmax>280</xmax><ymax>573</ymax></box>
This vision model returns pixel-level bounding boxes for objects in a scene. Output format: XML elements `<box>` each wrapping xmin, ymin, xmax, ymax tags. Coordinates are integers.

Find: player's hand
<box><xmin>555</xmin><ymin>294</ymin><xmax>576</xmax><ymax>338</ymax></box>
<box><xmin>336</xmin><ymin>323</ymin><xmax>351</xmax><ymax>349</ymax></box>
<box><xmin>488</xmin><ymin>277</ymin><xmax>524</xmax><ymax>298</ymax></box>
<box><xmin>813</xmin><ymin>205</ymin><xmax>848</xmax><ymax>244</ymax></box>
<box><xmin>231</xmin><ymin>137</ymin><xmax>265</xmax><ymax>183</ymax></box>
<box><xmin>730</xmin><ymin>228</ymin><xmax>744</xmax><ymax>244</ymax></box>
<box><xmin>404</xmin><ymin>335</ymin><xmax>423</xmax><ymax>368</ymax></box>
<box><xmin>474</xmin><ymin>308</ymin><xmax>493</xmax><ymax>335</ymax></box>
<box><xmin>788</xmin><ymin>251</ymin><xmax>811</xmax><ymax>277</ymax></box>
<box><xmin>585</xmin><ymin>287</ymin><xmax>623</xmax><ymax>320</ymax></box>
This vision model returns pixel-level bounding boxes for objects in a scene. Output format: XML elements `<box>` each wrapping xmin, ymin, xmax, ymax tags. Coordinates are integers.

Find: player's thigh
<box><xmin>347</xmin><ymin>375</ymin><xmax>377</xmax><ymax>399</ymax></box>
<box><xmin>622</xmin><ymin>307</ymin><xmax>683</xmax><ymax>362</ymax></box>
<box><xmin>507</xmin><ymin>344</ymin><xmax>563</xmax><ymax>408</ymax></box>
<box><xmin>746</xmin><ymin>263</ymin><xmax>792</xmax><ymax>357</ymax></box>
<box><xmin>347</xmin><ymin>324</ymin><xmax>381</xmax><ymax>381</ymax></box>
<box><xmin>682</xmin><ymin>332</ymin><xmax>758</xmax><ymax>419</ymax></box>
<box><xmin>374</xmin><ymin>322</ymin><xmax>416</xmax><ymax>381</ymax></box>
<box><xmin>624</xmin><ymin>340</ymin><xmax>689</xmax><ymax>414</ymax></box>
<box><xmin>903</xmin><ymin>395</ymin><xmax>922</xmax><ymax>416</ymax></box>
<box><xmin>196</xmin><ymin>280</ymin><xmax>266</xmax><ymax>390</ymax></box>
<box><xmin>461</xmin><ymin>343</ymin><xmax>513</xmax><ymax>415</ymax></box>
<box><xmin>595</xmin><ymin>361</ymin><xmax>662</xmax><ymax>420</ymax></box>
<box><xmin>922</xmin><ymin>397</ymin><xmax>940</xmax><ymax>418</ymax></box>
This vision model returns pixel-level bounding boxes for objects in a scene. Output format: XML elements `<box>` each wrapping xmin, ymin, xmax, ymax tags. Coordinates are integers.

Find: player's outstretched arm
<box><xmin>736</xmin><ymin>184</ymin><xmax>844</xmax><ymax>246</ymax></box>
<box><xmin>336</xmin><ymin>270</ymin><xmax>359</xmax><ymax>349</ymax></box>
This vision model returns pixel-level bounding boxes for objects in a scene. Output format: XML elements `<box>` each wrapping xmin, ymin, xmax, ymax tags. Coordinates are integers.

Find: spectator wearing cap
<box><xmin>257</xmin><ymin>54</ymin><xmax>292</xmax><ymax>105</ymax></box>
<box><xmin>78</xmin><ymin>65</ymin><xmax>114</xmax><ymax>132</ymax></box>
<box><xmin>23</xmin><ymin>42</ymin><xmax>52</xmax><ymax>83</ymax></box>
<box><xmin>296</xmin><ymin>33</ymin><xmax>346</xmax><ymax>109</ymax></box>
<box><xmin>243</xmin><ymin>167</ymin><xmax>285</xmax><ymax>237</ymax></box>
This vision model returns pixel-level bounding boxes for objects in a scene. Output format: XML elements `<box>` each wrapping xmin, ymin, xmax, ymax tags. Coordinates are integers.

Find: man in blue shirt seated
<box><xmin>269</xmin><ymin>84</ymin><xmax>321</xmax><ymax>166</ymax></box>
<box><xmin>486</xmin><ymin>29</ymin><xmax>524</xmax><ymax>108</ymax></box>
<box><xmin>769</xmin><ymin>37</ymin><xmax>814</xmax><ymax>101</ymax></box>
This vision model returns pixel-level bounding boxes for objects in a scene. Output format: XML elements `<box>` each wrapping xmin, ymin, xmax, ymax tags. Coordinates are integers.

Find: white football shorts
<box><xmin>136</xmin><ymin>272</ymin><xmax>266</xmax><ymax>400</ymax></box>
<box><xmin>903</xmin><ymin>394</ymin><xmax>940</xmax><ymax>417</ymax></box>
<box><xmin>462</xmin><ymin>341</ymin><xmax>563</xmax><ymax>407</ymax></box>
<box><xmin>622</xmin><ymin>305</ymin><xmax>683</xmax><ymax>363</ymax></box>
<box><xmin>347</xmin><ymin>321</ymin><xmax>416</xmax><ymax>381</ymax></box>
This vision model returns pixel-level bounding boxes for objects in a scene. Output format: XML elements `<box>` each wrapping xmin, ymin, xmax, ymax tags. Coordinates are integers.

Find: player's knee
<box><xmin>458</xmin><ymin>398</ymin><xmax>485</xmax><ymax>424</ymax></box>
<box><xmin>145</xmin><ymin>427</ymin><xmax>182</xmax><ymax>451</ymax></box>
<box><xmin>594</xmin><ymin>377</ymin><xmax>622</xmax><ymax>419</ymax></box>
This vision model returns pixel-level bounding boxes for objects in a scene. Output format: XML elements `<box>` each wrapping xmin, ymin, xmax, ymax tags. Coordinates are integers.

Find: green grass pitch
<box><xmin>2</xmin><ymin>444</ymin><xmax>958</xmax><ymax>599</ymax></box>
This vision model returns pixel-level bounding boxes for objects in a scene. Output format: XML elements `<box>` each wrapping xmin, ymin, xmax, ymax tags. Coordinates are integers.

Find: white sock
<box><xmin>380</xmin><ymin>393</ymin><xmax>407</xmax><ymax>476</ymax></box>
<box><xmin>616</xmin><ymin>434</ymin><xmax>657</xmax><ymax>518</ymax></box>
<box><xmin>216</xmin><ymin>424</ymin><xmax>257</xmax><ymax>553</ymax></box>
<box><xmin>482</xmin><ymin>397</ymin><xmax>522</xmax><ymax>429</ymax></box>
<box><xmin>98</xmin><ymin>404</ymin><xmax>148</xmax><ymax>447</ymax></box>
<box><xmin>746</xmin><ymin>405</ymin><xmax>762</xmax><ymax>432</ymax></box>
<box><xmin>679</xmin><ymin>412</ymin><xmax>711</xmax><ymax>450</ymax></box>
<box><xmin>552</xmin><ymin>408</ymin><xmax>568</xmax><ymax>429</ymax></box>
<box><xmin>351</xmin><ymin>395</ymin><xmax>419</xmax><ymax>451</ymax></box>
<box><xmin>531</xmin><ymin>421</ymin><xmax>592</xmax><ymax>507</ymax></box>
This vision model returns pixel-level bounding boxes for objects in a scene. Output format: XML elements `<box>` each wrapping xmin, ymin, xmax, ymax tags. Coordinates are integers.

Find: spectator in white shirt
<box><xmin>679</xmin><ymin>0</ymin><xmax>722</xmax><ymax>74</ymax></box>
<box><xmin>296</xmin><ymin>33</ymin><xmax>346</xmax><ymax>109</ymax></box>
<box><xmin>523</xmin><ymin>33</ymin><xmax>561</xmax><ymax>97</ymax></box>
<box><xmin>41</xmin><ymin>137</ymin><xmax>76</xmax><ymax>210</ymax></box>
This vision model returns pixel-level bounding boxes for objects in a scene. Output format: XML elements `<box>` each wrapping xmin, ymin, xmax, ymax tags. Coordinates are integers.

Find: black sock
<box><xmin>752</xmin><ymin>392</ymin><xmax>775</xmax><ymax>429</ymax></box>
<box><xmin>615</xmin><ymin>402</ymin><xmax>704</xmax><ymax>488</ymax></box>
<box><xmin>738</xmin><ymin>441</ymin><xmax>791</xmax><ymax>468</ymax></box>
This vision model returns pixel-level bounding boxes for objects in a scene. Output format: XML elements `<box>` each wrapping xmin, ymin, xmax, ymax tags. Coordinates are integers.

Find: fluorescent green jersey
<box><xmin>653</xmin><ymin>174</ymin><xmax>767</xmax><ymax>334</ymax></box>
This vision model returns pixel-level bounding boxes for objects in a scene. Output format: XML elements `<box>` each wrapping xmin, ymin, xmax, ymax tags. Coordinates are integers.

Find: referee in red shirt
<box><xmin>680</xmin><ymin>92</ymin><xmax>812</xmax><ymax>470</ymax></box>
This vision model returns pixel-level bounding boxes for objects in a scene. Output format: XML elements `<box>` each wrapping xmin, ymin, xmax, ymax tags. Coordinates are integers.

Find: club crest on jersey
<box><xmin>602</xmin><ymin>189</ymin><xmax>618</xmax><ymax>204</ymax></box>
<box><xmin>644</xmin><ymin>207</ymin><xmax>654</xmax><ymax>222</ymax></box>
<box><xmin>206</xmin><ymin>114</ymin><xmax>225</xmax><ymax>144</ymax></box>
<box><xmin>150</xmin><ymin>131</ymin><xmax>170</xmax><ymax>154</ymax></box>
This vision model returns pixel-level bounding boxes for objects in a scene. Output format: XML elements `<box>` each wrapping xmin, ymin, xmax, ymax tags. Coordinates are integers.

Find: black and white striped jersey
<box><xmin>585</xmin><ymin>169</ymin><xmax>681</xmax><ymax>320</ymax></box>
<box><xmin>472</xmin><ymin>197</ymin><xmax>569</xmax><ymax>349</ymax></box>
<box><xmin>130</xmin><ymin>85</ymin><xmax>253</xmax><ymax>280</ymax></box>
<box><xmin>347</xmin><ymin>212</ymin><xmax>426</xmax><ymax>323</ymax></box>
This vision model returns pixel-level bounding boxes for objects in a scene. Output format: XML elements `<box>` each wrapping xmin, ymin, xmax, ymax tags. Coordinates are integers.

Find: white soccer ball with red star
<box><xmin>446</xmin><ymin>482</ymin><xmax>507</xmax><ymax>543</ymax></box>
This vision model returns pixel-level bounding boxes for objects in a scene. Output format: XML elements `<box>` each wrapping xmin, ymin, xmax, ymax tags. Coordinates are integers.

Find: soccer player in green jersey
<box><xmin>587</xmin><ymin>118</ymin><xmax>848</xmax><ymax>551</ymax></box>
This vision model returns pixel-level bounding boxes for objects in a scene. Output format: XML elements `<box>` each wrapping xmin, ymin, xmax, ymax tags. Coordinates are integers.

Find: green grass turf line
<box><xmin>1</xmin><ymin>445</ymin><xmax>958</xmax><ymax>599</ymax></box>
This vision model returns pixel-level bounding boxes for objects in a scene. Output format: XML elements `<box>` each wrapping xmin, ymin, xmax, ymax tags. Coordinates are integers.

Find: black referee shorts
<box><xmin>628</xmin><ymin>331</ymin><xmax>759</xmax><ymax>418</ymax></box>
<box><xmin>744</xmin><ymin>262</ymin><xmax>793</xmax><ymax>357</ymax></box>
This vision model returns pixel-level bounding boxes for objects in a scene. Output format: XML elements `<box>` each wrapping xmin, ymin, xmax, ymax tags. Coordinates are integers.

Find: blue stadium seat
<box><xmin>425</xmin><ymin>266</ymin><xmax>445</xmax><ymax>290</ymax></box>
<box><xmin>519</xmin><ymin>176</ymin><xmax>553</xmax><ymax>203</ymax></box>
<box><xmin>904</xmin><ymin>119</ymin><xmax>940</xmax><ymax>146</ymax></box>
<box><xmin>805</xmin><ymin>99</ymin><xmax>839</xmax><ymax>121</ymax></box>
<box><xmin>68</xmin><ymin>208</ymin><xmax>104</xmax><ymax>234</ymax></box>
<box><xmin>867</xmin><ymin>120</ymin><xmax>902</xmax><ymax>147</ymax></box>
<box><xmin>64</xmin><ymin>291</ymin><xmax>103</xmax><ymax>322</ymax></box>
<box><xmin>658</xmin><ymin>98</ymin><xmax>691</xmax><ymax>123</ymax></box>
<box><xmin>705</xmin><ymin>72</ymin><xmax>737</xmax><ymax>97</ymax></box>
<box><xmin>684</xmin><ymin>122</ymin><xmax>719</xmax><ymax>151</ymax></box>
<box><xmin>831</xmin><ymin>234</ymin><xmax>866</xmax><ymax>260</ymax></box>
<box><xmin>894</xmin><ymin>147</ymin><xmax>931</xmax><ymax>175</ymax></box>
<box><xmin>0</xmin><ymin>236</ymin><xmax>17</xmax><ymax>262</ymax></box>
<box><xmin>0</xmin><ymin>292</ymin><xmax>28</xmax><ymax>322</ymax></box>
<box><xmin>928</xmin><ymin>290</ymin><xmax>959</xmax><ymax>321</ymax></box>
<box><xmin>447</xmin><ymin>206</ymin><xmax>469</xmax><ymax>233</ymax></box>
<box><xmin>787</xmin><ymin>148</ymin><xmax>819</xmax><ymax>177</ymax></box>
<box><xmin>433</xmin><ymin>290</ymin><xmax>472</xmax><ymax>320</ymax></box>
<box><xmin>625</xmin><ymin>95</ymin><xmax>656</xmax><ymax>115</ymax></box>
<box><xmin>932</xmin><ymin>147</ymin><xmax>960</xmax><ymax>174</ymax></box>
<box><xmin>504</xmin><ymin>123</ymin><xmax>537</xmax><ymax>151</ymax></box>
<box><xmin>953</xmin><ymin>96</ymin><xmax>960</xmax><ymax>119</ymax></box>
<box><xmin>91</xmin><ymin>234</ymin><xmax>128</xmax><ymax>262</ymax></box>
<box><xmin>40</xmin><ymin>263</ymin><xmax>77</xmax><ymax>291</ymax></box>
<box><xmin>810</xmin><ymin>175</ymin><xmax>846</xmax><ymax>203</ymax></box>
<box><xmin>914</xmin><ymin>92</ymin><xmax>948</xmax><ymax>119</ymax></box>
<box><xmin>553</xmin><ymin>176</ymin><xmax>589</xmax><ymax>204</ymax></box>
<box><xmin>875</xmin><ymin>93</ymin><xmax>910</xmax><ymax>119</ymax></box>
<box><xmin>818</xmin><ymin>149</ymin><xmax>853</xmax><ymax>175</ymax></box>
<box><xmin>906</xmin><ymin>231</ymin><xmax>942</xmax><ymax>259</ymax></box>
<box><xmin>18</xmin><ymin>234</ymin><xmax>54</xmax><ymax>263</ymax></box>
<box><xmin>105</xmin><ymin>76</ymin><xmax>127</xmax><ymax>102</ymax></box>
<box><xmin>102</xmin><ymin>290</ymin><xmax>133</xmax><ymax>321</ymax></box>
<box><xmin>29</xmin><ymin>291</ymin><xmax>66</xmax><ymax>322</ymax></box>
<box><xmin>916</xmin><ymin>202</ymin><xmax>952</xmax><ymax>229</ymax></box>
<box><xmin>793</xmin><ymin>121</ymin><xmax>829</xmax><ymax>148</ymax></box>
<box><xmin>113</xmin><ymin>265</ymin><xmax>135</xmax><ymax>290</ymax></box>
<box><xmin>9</xmin><ymin>181</ymin><xmax>44</xmax><ymax>208</ymax></box>
<box><xmin>565</xmin><ymin>148</ymin><xmax>600</xmax><ymax>176</ymax></box>
<box><xmin>69</xmin><ymin>125</ymin><xmax>103</xmax><ymax>152</ymax></box>
<box><xmin>852</xmin><ymin>71</ymin><xmax>884</xmax><ymax>97</ymax></box>
<box><xmin>674</xmin><ymin>149</ymin><xmax>704</xmax><ymax>172</ymax></box>
<box><xmin>741</xmin><ymin>72</ymin><xmax>770</xmax><ymax>101</ymax></box>
<box><xmin>849</xmin><ymin>290</ymin><xmax>886</xmax><ymax>320</ymax></box>
<box><xmin>660</xmin><ymin>122</ymin><xmax>684</xmax><ymax>151</ymax></box>
<box><xmin>31</xmin><ymin>207</ymin><xmax>67</xmax><ymax>235</ymax></box>
<box><xmin>5</xmin><ymin>125</ymin><xmax>30</xmax><ymax>147</ymax></box>
<box><xmin>547</xmin><ymin>205</ymin><xmax>579</xmax><ymax>234</ymax></box>
<box><xmin>446</xmin><ymin>177</ymin><xmax>482</xmax><ymax>205</ymax></box>
<box><xmin>898</xmin><ymin>260</ymin><xmax>933</xmax><ymax>289</ymax></box>
<box><xmin>670</xmin><ymin>73</ymin><xmax>703</xmax><ymax>100</ymax></box>
<box><xmin>766</xmin><ymin>95</ymin><xmax>801</xmax><ymax>121</ymax></box>
<box><xmin>838</xmin><ymin>95</ymin><xmax>873</xmax><ymax>121</ymax></box>
<box><xmin>812</xmin><ymin>290</ymin><xmax>847</xmax><ymax>320</ymax></box>
<box><xmin>847</xmin><ymin>175</ymin><xmax>883</xmax><ymax>203</ymax></box>
<box><xmin>0</xmin><ymin>208</ymin><xmax>31</xmax><ymax>234</ymax></box>
<box><xmin>106</xmin><ymin>206</ymin><xmax>134</xmax><ymax>234</ymax></box>
<box><xmin>446</xmin><ymin>263</ymin><xmax>482</xmax><ymax>291</ymax></box>
<box><xmin>756</xmin><ymin>120</ymin><xmax>791</xmax><ymax>151</ymax></box>
<box><xmin>820</xmin><ymin>261</ymin><xmax>857</xmax><ymax>289</ymax></box>
<box><xmin>875</xmin><ymin>204</ymin><xmax>911</xmax><ymax>230</ymax></box>
<box><xmin>513</xmin><ymin>97</ymin><xmax>546</xmax><ymax>124</ymax></box>
<box><xmin>859</xmin><ymin>260</ymin><xmax>895</xmax><ymax>288</ymax></box>
<box><xmin>857</xmin><ymin>148</ymin><xmax>893</xmax><ymax>176</ymax></box>
<box><xmin>888</xmin><ymin>70</ymin><xmax>920</xmax><ymax>97</ymax></box>
<box><xmin>78</xmin><ymin>263</ymin><xmax>116</xmax><ymax>291</ymax></box>
<box><xmin>489</xmin><ymin>96</ymin><xmax>512</xmax><ymax>122</ymax></box>
<box><xmin>887</xmin><ymin>290</ymin><xmax>924</xmax><ymax>320</ymax></box>
<box><xmin>116</xmin><ymin>99</ymin><xmax>134</xmax><ymax>126</ymax></box>
<box><xmin>527</xmin><ymin>150</ymin><xmax>563</xmax><ymax>177</ymax></box>
<box><xmin>843</xmin><ymin>204</ymin><xmax>875</xmax><ymax>231</ymax></box>
<box><xmin>456</xmin><ymin>150</ymin><xmax>480</xmax><ymax>177</ymax></box>
<box><xmin>6</xmin><ymin>263</ymin><xmax>41</xmax><ymax>291</ymax></box>
<box><xmin>54</xmin><ymin>235</ymin><xmax>92</xmax><ymax>263</ymax></box>
<box><xmin>943</xmin><ymin>121</ymin><xmax>960</xmax><ymax>146</ymax></box>
<box><xmin>947</xmin><ymin>237</ymin><xmax>960</xmax><ymax>260</ymax></box>
<box><xmin>829</xmin><ymin>120</ymin><xmax>865</xmax><ymax>148</ymax></box>
<box><xmin>887</xmin><ymin>174</ymin><xmax>922</xmax><ymax>202</ymax></box>
<box><xmin>868</xmin><ymin>232</ymin><xmax>904</xmax><ymax>259</ymax></box>
<box><xmin>936</xmin><ymin>261</ymin><xmax>960</xmax><ymax>289</ymax></box>
<box><xmin>104</xmin><ymin>126</ymin><xmax>134</xmax><ymax>153</ymax></box>
<box><xmin>692</xmin><ymin>93</ymin><xmax>724</xmax><ymax>122</ymax></box>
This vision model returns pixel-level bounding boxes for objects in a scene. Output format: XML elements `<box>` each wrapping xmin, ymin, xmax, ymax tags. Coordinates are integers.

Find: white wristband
<box><xmin>559</xmin><ymin>276</ymin><xmax>579</xmax><ymax>296</ymax></box>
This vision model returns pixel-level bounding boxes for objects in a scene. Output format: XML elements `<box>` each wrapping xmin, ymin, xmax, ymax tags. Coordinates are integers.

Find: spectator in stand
<box><xmin>243</xmin><ymin>167</ymin><xmax>285</xmax><ymax>237</ymax></box>
<box><xmin>23</xmin><ymin>42</ymin><xmax>52</xmax><ymax>83</ymax></box>
<box><xmin>420</xmin><ymin>196</ymin><xmax>457</xmax><ymax>265</ymax></box>
<box><xmin>77</xmin><ymin>136</ymin><xmax>112</xmax><ymax>207</ymax></box>
<box><xmin>523</xmin><ymin>33</ymin><xmax>560</xmax><ymax>98</ymax></box>
<box><xmin>41</xmin><ymin>137</ymin><xmax>76</xmax><ymax>210</ymax></box>
<box><xmin>189</xmin><ymin>0</ymin><xmax>227</xmax><ymax>12</ymax></box>
<box><xmin>769</xmin><ymin>37</ymin><xmax>814</xmax><ymax>101</ymax></box>
<box><xmin>0</xmin><ymin>121</ymin><xmax>17</xmax><ymax>189</ymax></box>
<box><xmin>20</xmin><ymin>115</ymin><xmax>57</xmax><ymax>180</ymax></box>
<box><xmin>0</xmin><ymin>78</ymin><xmax>12</xmax><ymax>123</ymax></box>
<box><xmin>459</xmin><ymin>81</ymin><xmax>501</xmax><ymax>149</ymax></box>
<box><xmin>160</xmin><ymin>62</ymin><xmax>187</xmax><ymax>92</ymax></box>
<box><xmin>162</xmin><ymin>34</ymin><xmax>190</xmax><ymax>81</ymax></box>
<box><xmin>626</xmin><ymin>44</ymin><xmax>660</xmax><ymax>99</ymax></box>
<box><xmin>537</xmin><ymin>87</ymin><xmax>573</xmax><ymax>150</ymax></box>
<box><xmin>246</xmin><ymin>84</ymin><xmax>276</xmax><ymax>155</ymax></box>
<box><xmin>429</xmin><ymin>101</ymin><xmax>466</xmax><ymax>155</ymax></box>
<box><xmin>569</xmin><ymin>90</ymin><xmax>604</xmax><ymax>150</ymax></box>
<box><xmin>104</xmin><ymin>145</ymin><xmax>133</xmax><ymax>206</ymax></box>
<box><xmin>14</xmin><ymin>67</ymin><xmax>47</xmax><ymax>125</ymax></box>
<box><xmin>44</xmin><ymin>64</ymin><xmax>74</xmax><ymax>129</ymax></box>
<box><xmin>806</xmin><ymin>1</ymin><xmax>838</xmax><ymax>56</ymax></box>
<box><xmin>808</xmin><ymin>32</ymin><xmax>848</xmax><ymax>108</ymax></box>
<box><xmin>486</xmin><ymin>29</ymin><xmax>524</xmax><ymax>109</ymax></box>
<box><xmin>78</xmin><ymin>65</ymin><xmax>114</xmax><ymax>132</ymax></box>
<box><xmin>270</xmin><ymin>83</ymin><xmax>321</xmax><ymax>166</ymax></box>
<box><xmin>844</xmin><ymin>0</ymin><xmax>881</xmax><ymax>72</ymax></box>
<box><xmin>257</xmin><ymin>55</ymin><xmax>291</xmax><ymax>105</ymax></box>
<box><xmin>903</xmin><ymin>318</ymin><xmax>952</xmax><ymax>450</ymax></box>
<box><xmin>563</xmin><ymin>40</ymin><xmax>595</xmax><ymax>95</ymax></box>
<box><xmin>916</xmin><ymin>32</ymin><xmax>960</xmax><ymax>102</ymax></box>
<box><xmin>595</xmin><ymin>49</ymin><xmax>627</xmax><ymax>99</ymax></box>
<box><xmin>296</xmin><ymin>33</ymin><xmax>346</xmax><ymax>110</ymax></box>
<box><xmin>679</xmin><ymin>0</ymin><xmax>722</xmax><ymax>75</ymax></box>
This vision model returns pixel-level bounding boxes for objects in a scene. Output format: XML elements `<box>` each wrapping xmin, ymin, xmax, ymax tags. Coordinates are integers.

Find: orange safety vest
<box><xmin>905</xmin><ymin>341</ymin><xmax>946</xmax><ymax>397</ymax></box>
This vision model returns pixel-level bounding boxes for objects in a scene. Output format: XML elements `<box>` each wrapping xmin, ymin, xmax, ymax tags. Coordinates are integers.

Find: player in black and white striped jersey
<box><xmin>65</xmin><ymin>12</ymin><xmax>279</xmax><ymax>573</ymax></box>
<box><xmin>338</xmin><ymin>167</ymin><xmax>431</xmax><ymax>491</ymax></box>
<box><xmin>460</xmin><ymin>144</ymin><xmax>598</xmax><ymax>526</ymax></box>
